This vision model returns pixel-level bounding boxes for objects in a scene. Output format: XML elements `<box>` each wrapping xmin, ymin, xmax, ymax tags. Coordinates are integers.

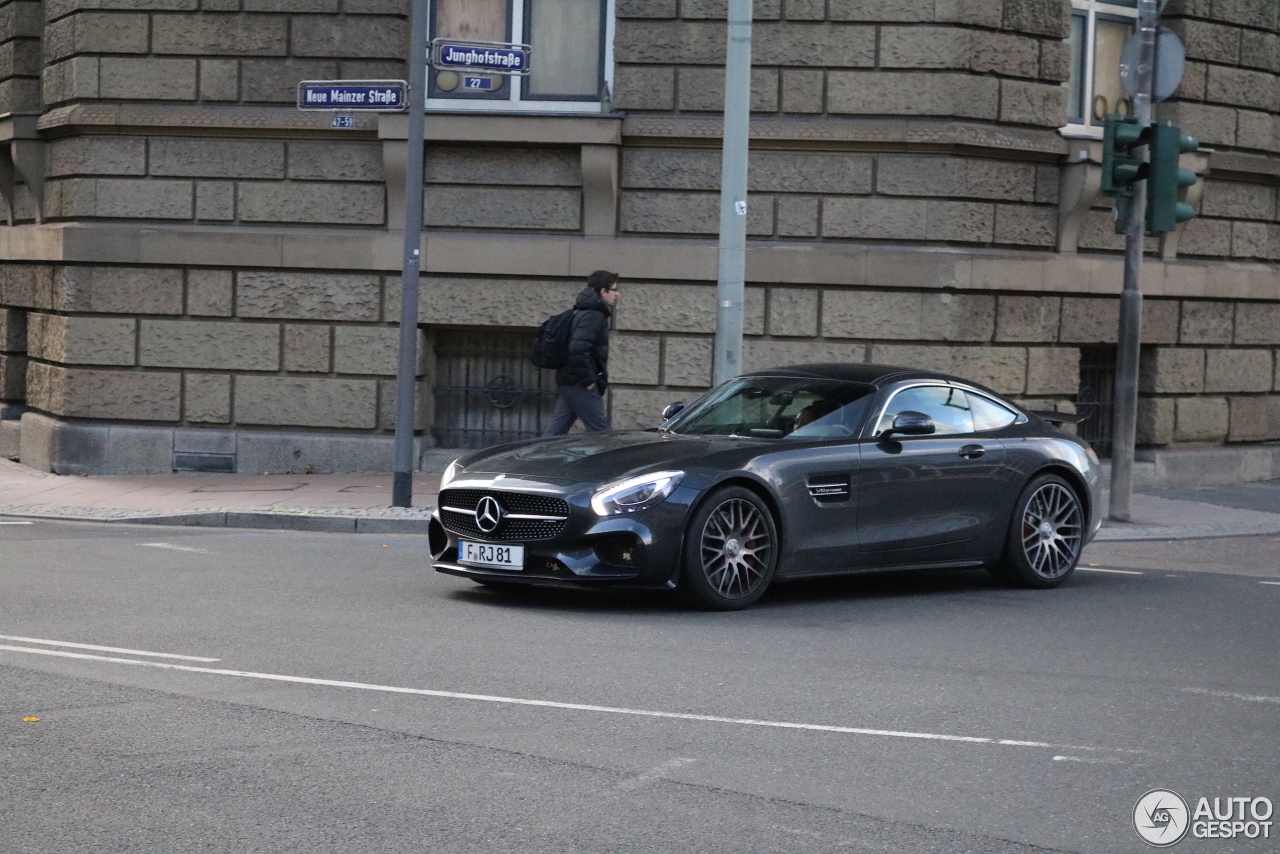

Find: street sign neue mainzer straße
<box><xmin>296</xmin><ymin>80</ymin><xmax>409</xmax><ymax>111</ymax></box>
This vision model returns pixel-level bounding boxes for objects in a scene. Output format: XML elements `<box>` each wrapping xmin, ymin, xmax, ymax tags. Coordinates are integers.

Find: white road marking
<box><xmin>1079</xmin><ymin>567</ymin><xmax>1144</xmax><ymax>575</ymax></box>
<box><xmin>1260</xmin><ymin>581</ymin><xmax>1280</xmax><ymax>586</ymax></box>
<box><xmin>1181</xmin><ymin>687</ymin><xmax>1280</xmax><ymax>705</ymax></box>
<box><xmin>617</xmin><ymin>757</ymin><xmax>696</xmax><ymax>791</ymax></box>
<box><xmin>0</xmin><ymin>643</ymin><xmax>1134</xmax><ymax>756</ymax></box>
<box><xmin>0</xmin><ymin>520</ymin><xmax>34</xmax><ymax>525</ymax></box>
<box><xmin>0</xmin><ymin>635</ymin><xmax>220</xmax><ymax>662</ymax></box>
<box><xmin>138</xmin><ymin>542</ymin><xmax>209</xmax><ymax>554</ymax></box>
<box><xmin>1053</xmin><ymin>755</ymin><xmax>1115</xmax><ymax>764</ymax></box>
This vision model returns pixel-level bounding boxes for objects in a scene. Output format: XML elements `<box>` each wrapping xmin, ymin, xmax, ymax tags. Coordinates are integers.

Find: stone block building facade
<box><xmin>1</xmin><ymin>0</ymin><xmax>1278</xmax><ymax>481</ymax></box>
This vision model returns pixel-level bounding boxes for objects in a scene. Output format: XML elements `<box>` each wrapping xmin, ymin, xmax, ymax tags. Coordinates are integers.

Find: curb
<box><xmin>1092</xmin><ymin>521</ymin><xmax>1280</xmax><ymax>542</ymax></box>
<box><xmin>0</xmin><ymin>509</ymin><xmax>434</xmax><ymax>534</ymax></box>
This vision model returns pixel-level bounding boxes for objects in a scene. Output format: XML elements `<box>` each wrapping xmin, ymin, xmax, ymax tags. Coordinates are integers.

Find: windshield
<box><xmin>664</xmin><ymin>376</ymin><xmax>875</xmax><ymax>439</ymax></box>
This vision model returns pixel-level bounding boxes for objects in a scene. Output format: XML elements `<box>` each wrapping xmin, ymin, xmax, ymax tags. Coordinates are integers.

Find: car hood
<box><xmin>455</xmin><ymin>431</ymin><xmax>769</xmax><ymax>485</ymax></box>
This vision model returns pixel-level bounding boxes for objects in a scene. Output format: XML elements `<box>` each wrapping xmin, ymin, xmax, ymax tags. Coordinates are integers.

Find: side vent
<box><xmin>806</xmin><ymin>473</ymin><xmax>851</xmax><ymax>504</ymax></box>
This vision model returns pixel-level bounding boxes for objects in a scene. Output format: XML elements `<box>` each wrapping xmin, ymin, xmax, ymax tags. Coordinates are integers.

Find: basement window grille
<box><xmin>1076</xmin><ymin>345</ymin><xmax>1116</xmax><ymax>458</ymax></box>
<box><xmin>433</xmin><ymin>327</ymin><xmax>559</xmax><ymax>449</ymax></box>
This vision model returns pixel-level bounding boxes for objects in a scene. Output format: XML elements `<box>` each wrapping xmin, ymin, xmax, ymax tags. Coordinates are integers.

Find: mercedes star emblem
<box><xmin>475</xmin><ymin>495</ymin><xmax>505</xmax><ymax>533</ymax></box>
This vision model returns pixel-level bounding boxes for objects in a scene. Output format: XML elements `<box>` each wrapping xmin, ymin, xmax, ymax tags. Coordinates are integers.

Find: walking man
<box><xmin>547</xmin><ymin>270</ymin><xmax>619</xmax><ymax>435</ymax></box>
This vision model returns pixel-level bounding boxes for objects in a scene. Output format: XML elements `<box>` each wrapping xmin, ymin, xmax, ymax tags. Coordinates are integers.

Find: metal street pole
<box><xmin>392</xmin><ymin>0</ymin><xmax>429</xmax><ymax>508</ymax></box>
<box><xmin>1110</xmin><ymin>0</ymin><xmax>1158</xmax><ymax>522</ymax></box>
<box><xmin>713</xmin><ymin>0</ymin><xmax>752</xmax><ymax>386</ymax></box>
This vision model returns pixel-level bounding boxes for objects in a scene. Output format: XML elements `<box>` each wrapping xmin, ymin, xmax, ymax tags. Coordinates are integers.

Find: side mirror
<box><xmin>661</xmin><ymin>401</ymin><xmax>686</xmax><ymax>420</ymax></box>
<box><xmin>882</xmin><ymin>411</ymin><xmax>935</xmax><ymax>438</ymax></box>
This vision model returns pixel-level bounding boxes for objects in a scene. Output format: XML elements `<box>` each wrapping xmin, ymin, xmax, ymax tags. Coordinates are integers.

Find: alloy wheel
<box><xmin>699</xmin><ymin>498</ymin><xmax>774</xmax><ymax>599</ymax></box>
<box><xmin>1020</xmin><ymin>482</ymin><xmax>1083</xmax><ymax>580</ymax></box>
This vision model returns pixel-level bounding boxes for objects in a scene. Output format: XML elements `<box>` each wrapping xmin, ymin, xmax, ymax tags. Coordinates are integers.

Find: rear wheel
<box><xmin>681</xmin><ymin>486</ymin><xmax>779</xmax><ymax>610</ymax></box>
<box><xmin>991</xmin><ymin>474</ymin><xmax>1084</xmax><ymax>588</ymax></box>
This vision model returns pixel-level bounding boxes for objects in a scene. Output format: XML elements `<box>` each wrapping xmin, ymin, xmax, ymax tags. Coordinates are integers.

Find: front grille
<box><xmin>440</xmin><ymin>489</ymin><xmax>569</xmax><ymax>516</ymax></box>
<box><xmin>438</xmin><ymin>488</ymin><xmax>570</xmax><ymax>542</ymax></box>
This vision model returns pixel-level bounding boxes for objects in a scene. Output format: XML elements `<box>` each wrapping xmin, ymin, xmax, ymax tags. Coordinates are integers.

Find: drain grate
<box><xmin>173</xmin><ymin>452</ymin><xmax>236</xmax><ymax>473</ymax></box>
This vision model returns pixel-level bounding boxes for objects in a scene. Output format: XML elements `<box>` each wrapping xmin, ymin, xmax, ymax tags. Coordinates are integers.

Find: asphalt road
<box><xmin>1</xmin><ymin>519</ymin><xmax>1277</xmax><ymax>854</ymax></box>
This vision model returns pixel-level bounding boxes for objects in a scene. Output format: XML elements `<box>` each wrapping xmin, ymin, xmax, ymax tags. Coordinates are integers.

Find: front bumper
<box><xmin>430</xmin><ymin>478</ymin><xmax>696</xmax><ymax>589</ymax></box>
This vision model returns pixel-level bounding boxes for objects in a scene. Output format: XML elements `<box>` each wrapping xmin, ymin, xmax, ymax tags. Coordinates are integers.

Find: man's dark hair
<box><xmin>587</xmin><ymin>270</ymin><xmax>619</xmax><ymax>293</ymax></box>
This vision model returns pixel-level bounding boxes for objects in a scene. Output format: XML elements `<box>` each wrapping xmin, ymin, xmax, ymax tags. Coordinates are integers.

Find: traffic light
<box><xmin>1145</xmin><ymin>123</ymin><xmax>1200</xmax><ymax>235</ymax></box>
<box><xmin>1101</xmin><ymin>114</ymin><xmax>1152</xmax><ymax>234</ymax></box>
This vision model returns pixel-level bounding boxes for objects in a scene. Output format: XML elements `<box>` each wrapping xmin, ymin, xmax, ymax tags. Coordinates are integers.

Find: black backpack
<box><xmin>530</xmin><ymin>309</ymin><xmax>576</xmax><ymax>369</ymax></box>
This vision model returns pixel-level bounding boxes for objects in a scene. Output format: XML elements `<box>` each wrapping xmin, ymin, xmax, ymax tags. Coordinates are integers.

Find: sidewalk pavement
<box><xmin>1</xmin><ymin>457</ymin><xmax>1278</xmax><ymax>540</ymax></box>
<box><xmin>0</xmin><ymin>457</ymin><xmax>443</xmax><ymax>534</ymax></box>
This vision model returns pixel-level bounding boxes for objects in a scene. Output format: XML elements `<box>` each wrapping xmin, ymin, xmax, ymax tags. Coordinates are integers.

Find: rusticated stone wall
<box><xmin>1</xmin><ymin>263</ymin><xmax>426</xmax><ymax>433</ymax></box>
<box><xmin>24</xmin><ymin>0</ymin><xmax>407</xmax><ymax>229</ymax></box>
<box><xmin>42</xmin><ymin>135</ymin><xmax>389</xmax><ymax>225</ymax></box>
<box><xmin>614</xmin><ymin>0</ymin><xmax>1069</xmax><ymax>126</ymax></box>
<box><xmin>41</xmin><ymin>1</ymin><xmax>407</xmax><ymax>108</ymax></box>
<box><xmin>605</xmin><ymin>287</ymin><xmax>1280</xmax><ymax>443</ymax></box>
<box><xmin>2</xmin><ymin>257</ymin><xmax>1279</xmax><ymax>465</ymax></box>
<box><xmin>612</xmin><ymin>0</ymin><xmax>1069</xmax><ymax>248</ymax></box>
<box><xmin>1157</xmin><ymin>2</ymin><xmax>1280</xmax><ymax>262</ymax></box>
<box><xmin>1162</xmin><ymin>0</ymin><xmax>1279</xmax><ymax>152</ymax></box>
<box><xmin>1138</xmin><ymin>301</ymin><xmax>1280</xmax><ymax>443</ymax></box>
<box><xmin>619</xmin><ymin>148</ymin><xmax>1061</xmax><ymax>246</ymax></box>
<box><xmin>424</xmin><ymin>146</ymin><xmax>584</xmax><ymax>232</ymax></box>
<box><xmin>0</xmin><ymin>305</ymin><xmax>26</xmax><ymax>403</ymax></box>
<box><xmin>1176</xmin><ymin>178</ymin><xmax>1279</xmax><ymax>260</ymax></box>
<box><xmin>0</xmin><ymin>0</ymin><xmax>41</xmax><ymax>113</ymax></box>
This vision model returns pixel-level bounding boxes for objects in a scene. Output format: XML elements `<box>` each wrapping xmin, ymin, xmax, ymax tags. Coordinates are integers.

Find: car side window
<box><xmin>969</xmin><ymin>394</ymin><xmax>1019</xmax><ymax>432</ymax></box>
<box><xmin>875</xmin><ymin>386</ymin><xmax>975</xmax><ymax>436</ymax></box>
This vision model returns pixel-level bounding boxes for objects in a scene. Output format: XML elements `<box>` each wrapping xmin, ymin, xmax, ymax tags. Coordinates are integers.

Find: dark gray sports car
<box><xmin>429</xmin><ymin>364</ymin><xmax>1101</xmax><ymax>610</ymax></box>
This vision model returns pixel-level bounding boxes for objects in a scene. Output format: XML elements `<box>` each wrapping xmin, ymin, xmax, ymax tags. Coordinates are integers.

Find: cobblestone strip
<box><xmin>0</xmin><ymin>503</ymin><xmax>437</xmax><ymax>532</ymax></box>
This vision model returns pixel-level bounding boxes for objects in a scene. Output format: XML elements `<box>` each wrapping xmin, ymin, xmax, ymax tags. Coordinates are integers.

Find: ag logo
<box><xmin>475</xmin><ymin>495</ymin><xmax>505</xmax><ymax>533</ymax></box>
<box><xmin>1135</xmin><ymin>789</ymin><xmax>1190</xmax><ymax>847</ymax></box>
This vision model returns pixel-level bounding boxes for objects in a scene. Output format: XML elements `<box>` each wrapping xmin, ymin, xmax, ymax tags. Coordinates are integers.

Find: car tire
<box><xmin>991</xmin><ymin>473</ymin><xmax>1085</xmax><ymax>589</ymax></box>
<box><xmin>681</xmin><ymin>486</ymin><xmax>779</xmax><ymax>611</ymax></box>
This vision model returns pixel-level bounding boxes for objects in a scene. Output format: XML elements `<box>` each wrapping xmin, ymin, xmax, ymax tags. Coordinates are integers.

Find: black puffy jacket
<box><xmin>555</xmin><ymin>287</ymin><xmax>611</xmax><ymax>390</ymax></box>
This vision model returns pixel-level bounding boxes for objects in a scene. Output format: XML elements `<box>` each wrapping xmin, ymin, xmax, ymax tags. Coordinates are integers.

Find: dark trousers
<box><xmin>547</xmin><ymin>384</ymin><xmax>609</xmax><ymax>434</ymax></box>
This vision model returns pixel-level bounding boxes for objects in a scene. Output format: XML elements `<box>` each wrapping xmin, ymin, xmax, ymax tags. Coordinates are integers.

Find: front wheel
<box><xmin>991</xmin><ymin>474</ymin><xmax>1084</xmax><ymax>589</ymax></box>
<box><xmin>681</xmin><ymin>486</ymin><xmax>779</xmax><ymax>610</ymax></box>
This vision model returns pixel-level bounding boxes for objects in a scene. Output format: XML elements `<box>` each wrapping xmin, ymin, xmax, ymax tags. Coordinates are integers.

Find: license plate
<box><xmin>457</xmin><ymin>540</ymin><xmax>524</xmax><ymax>570</ymax></box>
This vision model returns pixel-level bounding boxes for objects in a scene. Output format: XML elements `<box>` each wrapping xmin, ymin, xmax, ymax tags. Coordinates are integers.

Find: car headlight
<box><xmin>591</xmin><ymin>471</ymin><xmax>684</xmax><ymax>516</ymax></box>
<box><xmin>440</xmin><ymin>459</ymin><xmax>462</xmax><ymax>488</ymax></box>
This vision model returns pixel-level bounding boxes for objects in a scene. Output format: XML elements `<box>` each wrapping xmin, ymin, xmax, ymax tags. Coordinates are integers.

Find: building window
<box><xmin>1064</xmin><ymin>0</ymin><xmax>1137</xmax><ymax>138</ymax></box>
<box><xmin>428</xmin><ymin>0</ymin><xmax>614</xmax><ymax>113</ymax></box>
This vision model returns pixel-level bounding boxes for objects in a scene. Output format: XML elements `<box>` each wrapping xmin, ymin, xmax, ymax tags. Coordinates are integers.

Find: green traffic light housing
<box><xmin>1101</xmin><ymin>115</ymin><xmax>1152</xmax><ymax>233</ymax></box>
<box><xmin>1146</xmin><ymin>123</ymin><xmax>1200</xmax><ymax>235</ymax></box>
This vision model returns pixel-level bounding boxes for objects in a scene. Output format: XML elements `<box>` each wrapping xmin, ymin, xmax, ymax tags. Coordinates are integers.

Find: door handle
<box><xmin>958</xmin><ymin>444</ymin><xmax>985</xmax><ymax>459</ymax></box>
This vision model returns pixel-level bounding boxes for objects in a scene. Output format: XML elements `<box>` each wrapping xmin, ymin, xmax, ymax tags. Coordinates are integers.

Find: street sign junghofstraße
<box><xmin>296</xmin><ymin>80</ymin><xmax>409</xmax><ymax>111</ymax></box>
<box><xmin>430</xmin><ymin>39</ymin><xmax>532</xmax><ymax>75</ymax></box>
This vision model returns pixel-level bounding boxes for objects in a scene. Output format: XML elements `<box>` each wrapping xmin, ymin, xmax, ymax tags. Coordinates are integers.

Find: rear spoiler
<box><xmin>1028</xmin><ymin>410</ymin><xmax>1090</xmax><ymax>425</ymax></box>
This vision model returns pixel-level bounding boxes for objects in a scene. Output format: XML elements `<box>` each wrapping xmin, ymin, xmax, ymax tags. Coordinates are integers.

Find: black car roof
<box><xmin>746</xmin><ymin>363</ymin><xmax>961</xmax><ymax>386</ymax></box>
